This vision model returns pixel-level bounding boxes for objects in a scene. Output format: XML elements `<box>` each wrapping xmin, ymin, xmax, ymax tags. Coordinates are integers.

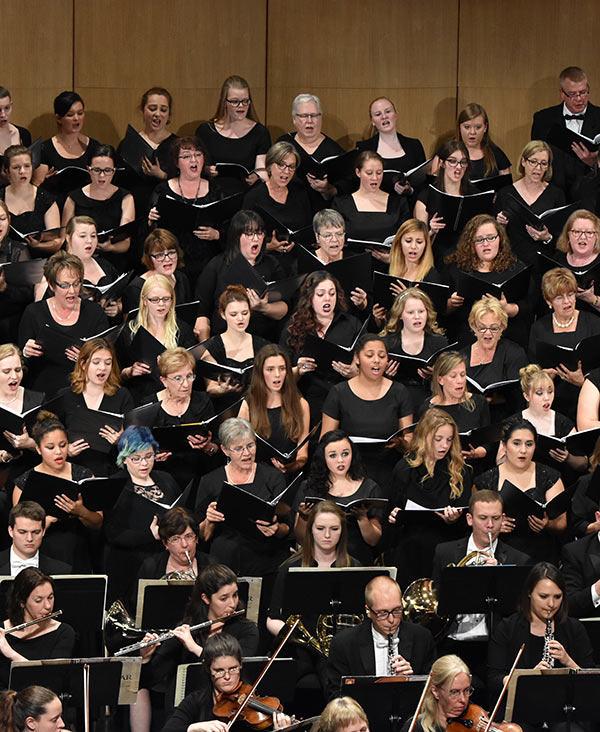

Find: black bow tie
<box><xmin>564</xmin><ymin>114</ymin><xmax>585</xmax><ymax>121</ymax></box>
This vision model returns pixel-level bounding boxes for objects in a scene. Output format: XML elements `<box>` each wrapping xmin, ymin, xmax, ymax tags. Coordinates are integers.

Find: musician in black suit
<box><xmin>325</xmin><ymin>575</ymin><xmax>435</xmax><ymax>700</ymax></box>
<box><xmin>561</xmin><ymin>502</ymin><xmax>600</xmax><ymax>617</ymax></box>
<box><xmin>432</xmin><ymin>490</ymin><xmax>530</xmax><ymax>698</ymax></box>
<box><xmin>531</xmin><ymin>66</ymin><xmax>600</xmax><ymax>198</ymax></box>
<box><xmin>0</xmin><ymin>502</ymin><xmax>71</xmax><ymax>576</ymax></box>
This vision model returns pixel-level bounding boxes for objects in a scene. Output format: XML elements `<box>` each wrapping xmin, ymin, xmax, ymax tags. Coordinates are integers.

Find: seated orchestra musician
<box><xmin>2</xmin><ymin>61</ymin><xmax>600</xmax><ymax>732</ymax></box>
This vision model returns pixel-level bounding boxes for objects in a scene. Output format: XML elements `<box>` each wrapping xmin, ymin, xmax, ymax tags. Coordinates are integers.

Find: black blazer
<box><xmin>325</xmin><ymin>619</ymin><xmax>435</xmax><ymax>701</ymax></box>
<box><xmin>562</xmin><ymin>533</ymin><xmax>600</xmax><ymax>617</ymax></box>
<box><xmin>432</xmin><ymin>537</ymin><xmax>531</xmax><ymax>586</ymax></box>
<box><xmin>0</xmin><ymin>549</ymin><xmax>72</xmax><ymax>576</ymax></box>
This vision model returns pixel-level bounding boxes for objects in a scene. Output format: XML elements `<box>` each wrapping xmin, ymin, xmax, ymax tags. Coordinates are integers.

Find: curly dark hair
<box><xmin>286</xmin><ymin>271</ymin><xmax>349</xmax><ymax>353</ymax></box>
<box><xmin>445</xmin><ymin>213</ymin><xmax>516</xmax><ymax>271</ymax></box>
<box><xmin>305</xmin><ymin>430</ymin><xmax>366</xmax><ymax>497</ymax></box>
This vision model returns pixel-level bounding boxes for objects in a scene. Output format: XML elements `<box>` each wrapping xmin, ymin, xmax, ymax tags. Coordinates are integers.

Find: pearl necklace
<box><xmin>0</xmin><ymin>393</ymin><xmax>18</xmax><ymax>406</ymax></box>
<box><xmin>51</xmin><ymin>298</ymin><xmax>78</xmax><ymax>323</ymax></box>
<box><xmin>552</xmin><ymin>312</ymin><xmax>575</xmax><ymax>329</ymax></box>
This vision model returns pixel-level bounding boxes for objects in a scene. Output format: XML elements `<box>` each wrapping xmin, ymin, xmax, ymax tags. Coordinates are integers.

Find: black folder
<box><xmin>118</xmin><ymin>125</ymin><xmax>157</xmax><ymax>176</ymax></box>
<box><xmin>156</xmin><ymin>192</ymin><xmax>243</xmax><ymax>234</ymax></box>
<box><xmin>303</xmin><ymin>495</ymin><xmax>389</xmax><ymax>513</ymax></box>
<box><xmin>302</xmin><ymin>319</ymin><xmax>370</xmax><ymax>369</ymax></box>
<box><xmin>19</xmin><ymin>471</ymin><xmax>127</xmax><ymax>516</ymax></box>
<box><xmin>9</xmin><ymin>226</ymin><xmax>62</xmax><ymax>244</ymax></box>
<box><xmin>426</xmin><ymin>186</ymin><xmax>494</xmax><ymax>232</ymax></box>
<box><xmin>215</xmin><ymin>481</ymin><xmax>298</xmax><ymax>537</ymax></box>
<box><xmin>500</xmin><ymin>480</ymin><xmax>570</xmax><ymax>527</ymax></box>
<box><xmin>388</xmin><ymin>342</ymin><xmax>458</xmax><ymax>381</ymax></box>
<box><xmin>535</xmin><ymin>334</ymin><xmax>600</xmax><ymax>372</ymax></box>
<box><xmin>66</xmin><ymin>407</ymin><xmax>124</xmax><ymax>453</ymax></box>
<box><xmin>459</xmin><ymin>421</ymin><xmax>505</xmax><ymax>449</ymax></box>
<box><xmin>29</xmin><ymin>137</ymin><xmax>42</xmax><ymax>169</ymax></box>
<box><xmin>382</xmin><ymin>157</ymin><xmax>434</xmax><ymax>191</ymax></box>
<box><xmin>255</xmin><ymin>207</ymin><xmax>314</xmax><ymax>247</ymax></box>
<box><xmin>502</xmin><ymin>197</ymin><xmax>578</xmax><ymax>235</ymax></box>
<box><xmin>456</xmin><ymin>266</ymin><xmax>531</xmax><ymax>303</ymax></box>
<box><xmin>0</xmin><ymin>258</ymin><xmax>46</xmax><ymax>286</ymax></box>
<box><xmin>86</xmin><ymin>271</ymin><xmax>134</xmax><ymax>303</ymax></box>
<box><xmin>545</xmin><ymin>123</ymin><xmax>600</xmax><ymax>158</ymax></box>
<box><xmin>372</xmin><ymin>270</ymin><xmax>450</xmax><ymax>312</ymax></box>
<box><xmin>97</xmin><ymin>219</ymin><xmax>141</xmax><ymax>244</ymax></box>
<box><xmin>189</xmin><ymin>350</ymin><xmax>254</xmax><ymax>387</ymax></box>
<box><xmin>227</xmin><ymin>254</ymin><xmax>305</xmax><ymax>301</ymax></box>
<box><xmin>536</xmin><ymin>250</ymin><xmax>600</xmax><ymax>291</ymax></box>
<box><xmin>471</xmin><ymin>173</ymin><xmax>513</xmax><ymax>194</ymax></box>
<box><xmin>129</xmin><ymin>326</ymin><xmax>165</xmax><ymax>370</ymax></box>
<box><xmin>296</xmin><ymin>247</ymin><xmax>373</xmax><ymax>296</ymax></box>
<box><xmin>255</xmin><ymin>423</ymin><xmax>320</xmax><ymax>464</ymax></box>
<box><xmin>466</xmin><ymin>376</ymin><xmax>519</xmax><ymax>395</ymax></box>
<box><xmin>346</xmin><ymin>236</ymin><xmax>394</xmax><ymax>253</ymax></box>
<box><xmin>303</xmin><ymin>149</ymin><xmax>359</xmax><ymax>182</ymax></box>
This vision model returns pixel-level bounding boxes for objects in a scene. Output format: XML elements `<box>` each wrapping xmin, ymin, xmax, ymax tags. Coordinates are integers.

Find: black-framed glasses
<box><xmin>367</xmin><ymin>606</ymin><xmax>403</xmax><ymax>620</ymax></box>
<box><xmin>54</xmin><ymin>280</ymin><xmax>82</xmax><ymax>290</ymax></box>
<box><xmin>561</xmin><ymin>88</ymin><xmax>589</xmax><ymax>99</ymax></box>
<box><xmin>226</xmin><ymin>98</ymin><xmax>251</xmax><ymax>107</ymax></box>
<box><xmin>150</xmin><ymin>250</ymin><xmax>178</xmax><ymax>261</ymax></box>
<box><xmin>275</xmin><ymin>161</ymin><xmax>297</xmax><ymax>172</ymax></box>
<box><xmin>127</xmin><ymin>452</ymin><xmax>155</xmax><ymax>464</ymax></box>
<box><xmin>445</xmin><ymin>158</ymin><xmax>468</xmax><ymax>168</ymax></box>
<box><xmin>525</xmin><ymin>158</ymin><xmax>549</xmax><ymax>169</ymax></box>
<box><xmin>146</xmin><ymin>296</ymin><xmax>172</xmax><ymax>304</ymax></box>
<box><xmin>474</xmin><ymin>234</ymin><xmax>499</xmax><ymax>244</ymax></box>
<box><xmin>89</xmin><ymin>167</ymin><xmax>115</xmax><ymax>175</ymax></box>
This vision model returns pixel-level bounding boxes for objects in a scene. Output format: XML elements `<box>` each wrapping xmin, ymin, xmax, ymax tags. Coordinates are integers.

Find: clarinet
<box><xmin>542</xmin><ymin>611</ymin><xmax>555</xmax><ymax>667</ymax></box>
<box><xmin>387</xmin><ymin>633</ymin><xmax>395</xmax><ymax>675</ymax></box>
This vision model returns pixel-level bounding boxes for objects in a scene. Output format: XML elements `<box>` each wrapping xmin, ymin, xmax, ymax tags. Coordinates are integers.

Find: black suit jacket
<box><xmin>531</xmin><ymin>102</ymin><xmax>600</xmax><ymax>199</ymax></box>
<box><xmin>325</xmin><ymin>619</ymin><xmax>435</xmax><ymax>700</ymax></box>
<box><xmin>562</xmin><ymin>533</ymin><xmax>600</xmax><ymax>617</ymax></box>
<box><xmin>432</xmin><ymin>537</ymin><xmax>531</xmax><ymax>586</ymax></box>
<box><xmin>0</xmin><ymin>549</ymin><xmax>72</xmax><ymax>576</ymax></box>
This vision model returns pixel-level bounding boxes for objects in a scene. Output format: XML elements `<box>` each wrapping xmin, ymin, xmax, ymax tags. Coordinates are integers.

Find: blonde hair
<box><xmin>65</xmin><ymin>215</ymin><xmax>96</xmax><ymax>240</ymax></box>
<box><xmin>556</xmin><ymin>209</ymin><xmax>600</xmax><ymax>254</ymax></box>
<box><xmin>0</xmin><ymin>343</ymin><xmax>22</xmax><ymax>364</ymax></box>
<box><xmin>157</xmin><ymin>347</ymin><xmax>195</xmax><ymax>378</ymax></box>
<box><xmin>520</xmin><ymin>363</ymin><xmax>553</xmax><ymax>396</ymax></box>
<box><xmin>407</xmin><ymin>408</ymin><xmax>465</xmax><ymax>499</ymax></box>
<box><xmin>379</xmin><ymin>288</ymin><xmax>444</xmax><ymax>337</ymax></box>
<box><xmin>518</xmin><ymin>140</ymin><xmax>553</xmax><ymax>182</ymax></box>
<box><xmin>320</xmin><ymin>697</ymin><xmax>368</xmax><ymax>732</ymax></box>
<box><xmin>129</xmin><ymin>274</ymin><xmax>179</xmax><ymax>349</ymax></box>
<box><xmin>541</xmin><ymin>267</ymin><xmax>577</xmax><ymax>302</ymax></box>
<box><xmin>420</xmin><ymin>655</ymin><xmax>471</xmax><ymax>732</ymax></box>
<box><xmin>389</xmin><ymin>219</ymin><xmax>434</xmax><ymax>281</ymax></box>
<box><xmin>468</xmin><ymin>297</ymin><xmax>508</xmax><ymax>332</ymax></box>
<box><xmin>431</xmin><ymin>351</ymin><xmax>474</xmax><ymax>411</ymax></box>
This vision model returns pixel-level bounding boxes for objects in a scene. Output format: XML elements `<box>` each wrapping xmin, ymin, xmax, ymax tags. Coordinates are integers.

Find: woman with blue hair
<box><xmin>104</xmin><ymin>425</ymin><xmax>182</xmax><ymax>604</ymax></box>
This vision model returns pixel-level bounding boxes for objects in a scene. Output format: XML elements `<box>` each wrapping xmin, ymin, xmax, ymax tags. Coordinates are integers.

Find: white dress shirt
<box><xmin>10</xmin><ymin>547</ymin><xmax>39</xmax><ymax>576</ymax></box>
<box><xmin>563</xmin><ymin>102</ymin><xmax>587</xmax><ymax>135</ymax></box>
<box><xmin>371</xmin><ymin>626</ymin><xmax>398</xmax><ymax>676</ymax></box>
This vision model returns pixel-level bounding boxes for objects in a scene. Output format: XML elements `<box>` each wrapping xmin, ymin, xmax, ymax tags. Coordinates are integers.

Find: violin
<box><xmin>214</xmin><ymin>680</ymin><xmax>282</xmax><ymax>730</ymax></box>
<box><xmin>447</xmin><ymin>704</ymin><xmax>522</xmax><ymax>732</ymax></box>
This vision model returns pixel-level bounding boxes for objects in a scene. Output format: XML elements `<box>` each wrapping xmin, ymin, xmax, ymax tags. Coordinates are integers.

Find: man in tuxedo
<box><xmin>325</xmin><ymin>575</ymin><xmax>435</xmax><ymax>700</ymax></box>
<box><xmin>432</xmin><ymin>491</ymin><xmax>530</xmax><ymax>693</ymax></box>
<box><xmin>562</xmin><ymin>502</ymin><xmax>600</xmax><ymax>617</ymax></box>
<box><xmin>0</xmin><ymin>501</ymin><xmax>71</xmax><ymax>575</ymax></box>
<box><xmin>531</xmin><ymin>66</ymin><xmax>600</xmax><ymax>198</ymax></box>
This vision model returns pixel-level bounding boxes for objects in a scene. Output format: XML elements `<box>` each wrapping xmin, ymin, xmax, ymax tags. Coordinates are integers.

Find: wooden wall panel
<box><xmin>73</xmin><ymin>0</ymin><xmax>267</xmax><ymax>147</ymax></box>
<box><xmin>458</xmin><ymin>0</ymin><xmax>600</xmax><ymax>169</ymax></box>
<box><xmin>0</xmin><ymin>0</ymin><xmax>73</xmax><ymax>140</ymax></box>
<box><xmin>267</xmin><ymin>0</ymin><xmax>459</xmax><ymax>154</ymax></box>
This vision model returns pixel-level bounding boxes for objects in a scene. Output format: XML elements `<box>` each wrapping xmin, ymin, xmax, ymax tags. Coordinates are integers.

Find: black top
<box><xmin>196</xmin><ymin>121</ymin><xmax>271</xmax><ymax>172</ymax></box>
<box><xmin>195</xmin><ymin>252</ymin><xmax>286</xmax><ymax>340</ymax></box>
<box><xmin>0</xmin><ymin>238</ymin><xmax>33</xmax><ymax>319</ymax></box>
<box><xmin>332</xmin><ymin>192</ymin><xmax>409</xmax><ymax>243</ymax></box>
<box><xmin>551</xmin><ymin>249</ymin><xmax>600</xmax><ymax>313</ymax></box>
<box><xmin>195</xmin><ymin>462</ymin><xmax>290</xmax><ymax>575</ymax></box>
<box><xmin>243</xmin><ymin>181</ymin><xmax>312</xmax><ymax>234</ymax></box>
<box><xmin>293</xmin><ymin>477</ymin><xmax>384</xmax><ymax>564</ymax></box>
<box><xmin>277</xmin><ymin>131</ymin><xmax>347</xmax><ymax>211</ymax></box>
<box><xmin>68</xmin><ymin>186</ymin><xmax>130</xmax><ymax>236</ymax></box>
<box><xmin>40</xmin><ymin>137</ymin><xmax>100</xmax><ymax>171</ymax></box>
<box><xmin>467</xmin><ymin>143</ymin><xmax>511</xmax><ymax>181</ymax></box>
<box><xmin>122</xmin><ymin>270</ymin><xmax>191</xmax><ymax>316</ymax></box>
<box><xmin>18</xmin><ymin>299</ymin><xmax>108</xmax><ymax>395</ymax></box>
<box><xmin>528</xmin><ymin>310</ymin><xmax>600</xmax><ymax>421</ymax></box>
<box><xmin>569</xmin><ymin>472</ymin><xmax>600</xmax><ymax>538</ymax></box>
<box><xmin>475</xmin><ymin>463</ymin><xmax>562</xmax><ymax>562</ymax></box>
<box><xmin>0</xmin><ymin>623</ymin><xmax>76</xmax><ymax>689</ymax></box>
<box><xmin>392</xmin><ymin>457</ymin><xmax>472</xmax><ymax>510</ymax></box>
<box><xmin>0</xmin><ymin>126</ymin><xmax>31</xmax><ymax>171</ymax></box>
<box><xmin>460</xmin><ymin>338</ymin><xmax>528</xmax><ymax>387</ymax></box>
<box><xmin>0</xmin><ymin>186</ymin><xmax>56</xmax><ymax>248</ymax></box>
<box><xmin>160</xmin><ymin>688</ymin><xmax>215</xmax><ymax>732</ymax></box>
<box><xmin>494</xmin><ymin>183</ymin><xmax>566</xmax><ymax>266</ymax></box>
<box><xmin>356</xmin><ymin>132</ymin><xmax>426</xmax><ymax>193</ymax></box>
<box><xmin>417</xmin><ymin>393</ymin><xmax>491</xmax><ymax>433</ymax></box>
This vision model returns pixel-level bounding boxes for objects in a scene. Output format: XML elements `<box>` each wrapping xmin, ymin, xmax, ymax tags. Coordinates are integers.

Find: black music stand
<box><xmin>10</xmin><ymin>657</ymin><xmax>142</xmax><ymax>727</ymax></box>
<box><xmin>281</xmin><ymin>567</ymin><xmax>396</xmax><ymax>618</ymax></box>
<box><xmin>505</xmin><ymin>668</ymin><xmax>600</xmax><ymax>730</ymax></box>
<box><xmin>0</xmin><ymin>574</ymin><xmax>107</xmax><ymax>657</ymax></box>
<box><xmin>580</xmin><ymin>618</ymin><xmax>600</xmax><ymax>665</ymax></box>
<box><xmin>437</xmin><ymin>565</ymin><xmax>531</xmax><ymax>632</ymax></box>
<box><xmin>342</xmin><ymin>675</ymin><xmax>428</xmax><ymax>732</ymax></box>
<box><xmin>174</xmin><ymin>656</ymin><xmax>296</xmax><ymax>707</ymax></box>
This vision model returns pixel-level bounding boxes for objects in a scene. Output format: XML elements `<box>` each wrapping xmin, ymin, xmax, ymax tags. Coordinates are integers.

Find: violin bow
<box><xmin>482</xmin><ymin>644</ymin><xmax>525</xmax><ymax>732</ymax></box>
<box><xmin>226</xmin><ymin>618</ymin><xmax>300</xmax><ymax>729</ymax></box>
<box><xmin>406</xmin><ymin>671</ymin><xmax>433</xmax><ymax>732</ymax></box>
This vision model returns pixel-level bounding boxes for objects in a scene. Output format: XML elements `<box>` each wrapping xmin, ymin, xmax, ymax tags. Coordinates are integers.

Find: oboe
<box><xmin>387</xmin><ymin>633</ymin><xmax>395</xmax><ymax>675</ymax></box>
<box><xmin>542</xmin><ymin>611</ymin><xmax>555</xmax><ymax>667</ymax></box>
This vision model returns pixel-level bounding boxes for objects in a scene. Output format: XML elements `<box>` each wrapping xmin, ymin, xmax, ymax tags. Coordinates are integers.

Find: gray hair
<box><xmin>313</xmin><ymin>209</ymin><xmax>345</xmax><ymax>236</ymax></box>
<box><xmin>218</xmin><ymin>417</ymin><xmax>255</xmax><ymax>448</ymax></box>
<box><xmin>292</xmin><ymin>93</ymin><xmax>322</xmax><ymax>116</ymax></box>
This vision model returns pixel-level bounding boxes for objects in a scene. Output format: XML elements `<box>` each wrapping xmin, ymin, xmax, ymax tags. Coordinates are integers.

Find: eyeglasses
<box><xmin>295</xmin><ymin>113</ymin><xmax>322</xmax><ymax>120</ymax></box>
<box><xmin>525</xmin><ymin>158</ymin><xmax>549</xmax><ymax>169</ymax></box>
<box><xmin>146</xmin><ymin>296</ymin><xmax>173</xmax><ymax>304</ymax></box>
<box><xmin>89</xmin><ymin>167</ymin><xmax>115</xmax><ymax>175</ymax></box>
<box><xmin>474</xmin><ymin>234</ymin><xmax>499</xmax><ymax>244</ymax></box>
<box><xmin>445</xmin><ymin>158</ymin><xmax>468</xmax><ymax>168</ymax></box>
<box><xmin>167</xmin><ymin>532</ymin><xmax>197</xmax><ymax>545</ymax></box>
<box><xmin>229</xmin><ymin>442</ymin><xmax>256</xmax><ymax>455</ymax></box>
<box><xmin>569</xmin><ymin>229</ymin><xmax>597</xmax><ymax>238</ymax></box>
<box><xmin>167</xmin><ymin>373</ymin><xmax>196</xmax><ymax>385</ymax></box>
<box><xmin>178</xmin><ymin>153</ymin><xmax>203</xmax><ymax>161</ymax></box>
<box><xmin>553</xmin><ymin>292</ymin><xmax>576</xmax><ymax>302</ymax></box>
<box><xmin>226</xmin><ymin>98</ymin><xmax>251</xmax><ymax>107</ymax></box>
<box><xmin>440</xmin><ymin>686</ymin><xmax>474</xmax><ymax>700</ymax></box>
<box><xmin>476</xmin><ymin>326</ymin><xmax>502</xmax><ymax>334</ymax></box>
<box><xmin>211</xmin><ymin>665</ymin><xmax>242</xmax><ymax>679</ymax></box>
<box><xmin>127</xmin><ymin>452</ymin><xmax>155</xmax><ymax>464</ymax></box>
<box><xmin>561</xmin><ymin>88</ymin><xmax>589</xmax><ymax>99</ymax></box>
<box><xmin>367</xmin><ymin>606</ymin><xmax>403</xmax><ymax>620</ymax></box>
<box><xmin>242</xmin><ymin>230</ymin><xmax>264</xmax><ymax>240</ymax></box>
<box><xmin>318</xmin><ymin>231</ymin><xmax>345</xmax><ymax>241</ymax></box>
<box><xmin>54</xmin><ymin>280</ymin><xmax>82</xmax><ymax>290</ymax></box>
<box><xmin>275</xmin><ymin>161</ymin><xmax>297</xmax><ymax>172</ymax></box>
<box><xmin>150</xmin><ymin>250</ymin><xmax>178</xmax><ymax>261</ymax></box>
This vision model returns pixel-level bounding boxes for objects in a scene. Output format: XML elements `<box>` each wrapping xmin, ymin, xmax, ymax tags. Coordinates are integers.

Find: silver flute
<box><xmin>114</xmin><ymin>609</ymin><xmax>244</xmax><ymax>656</ymax></box>
<box><xmin>542</xmin><ymin>611</ymin><xmax>555</xmax><ymax>667</ymax></box>
<box><xmin>184</xmin><ymin>550</ymin><xmax>196</xmax><ymax>578</ymax></box>
<box><xmin>4</xmin><ymin>610</ymin><xmax>62</xmax><ymax>634</ymax></box>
